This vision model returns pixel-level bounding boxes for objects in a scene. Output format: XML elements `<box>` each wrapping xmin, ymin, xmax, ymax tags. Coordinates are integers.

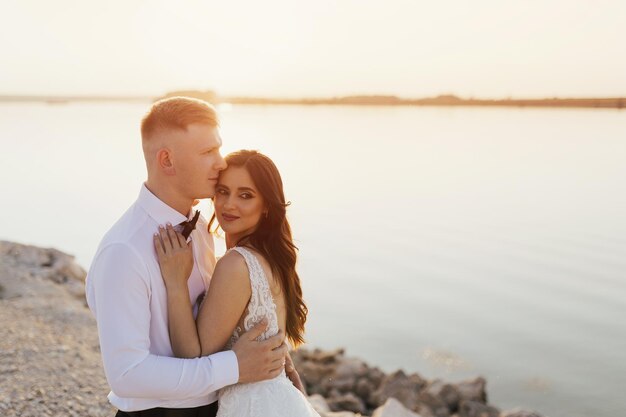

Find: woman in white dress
<box><xmin>154</xmin><ymin>150</ymin><xmax>320</xmax><ymax>417</ymax></box>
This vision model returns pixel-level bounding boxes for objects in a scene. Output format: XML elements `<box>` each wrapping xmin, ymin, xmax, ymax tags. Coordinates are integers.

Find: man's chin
<box><xmin>197</xmin><ymin>189</ymin><xmax>216</xmax><ymax>200</ymax></box>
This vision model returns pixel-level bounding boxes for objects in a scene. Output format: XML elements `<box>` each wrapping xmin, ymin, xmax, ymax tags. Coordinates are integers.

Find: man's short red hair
<box><xmin>141</xmin><ymin>96</ymin><xmax>219</xmax><ymax>141</ymax></box>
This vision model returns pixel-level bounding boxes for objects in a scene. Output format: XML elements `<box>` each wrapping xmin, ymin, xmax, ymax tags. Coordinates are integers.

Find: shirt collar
<box><xmin>137</xmin><ymin>183</ymin><xmax>191</xmax><ymax>226</ymax></box>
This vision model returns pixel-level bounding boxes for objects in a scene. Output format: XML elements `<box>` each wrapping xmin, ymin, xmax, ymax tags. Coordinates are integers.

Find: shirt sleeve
<box><xmin>86</xmin><ymin>242</ymin><xmax>239</xmax><ymax>399</ymax></box>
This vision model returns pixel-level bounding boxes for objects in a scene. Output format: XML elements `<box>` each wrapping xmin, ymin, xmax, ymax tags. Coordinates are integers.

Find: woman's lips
<box><xmin>221</xmin><ymin>213</ymin><xmax>239</xmax><ymax>222</ymax></box>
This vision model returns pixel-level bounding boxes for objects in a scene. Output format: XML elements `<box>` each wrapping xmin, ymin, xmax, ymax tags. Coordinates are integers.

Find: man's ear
<box><xmin>156</xmin><ymin>148</ymin><xmax>176</xmax><ymax>175</ymax></box>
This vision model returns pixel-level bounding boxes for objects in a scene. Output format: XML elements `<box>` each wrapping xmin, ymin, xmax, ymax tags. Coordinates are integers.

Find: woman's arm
<box><xmin>197</xmin><ymin>250</ymin><xmax>252</xmax><ymax>356</ymax></box>
<box><xmin>154</xmin><ymin>224</ymin><xmax>201</xmax><ymax>358</ymax></box>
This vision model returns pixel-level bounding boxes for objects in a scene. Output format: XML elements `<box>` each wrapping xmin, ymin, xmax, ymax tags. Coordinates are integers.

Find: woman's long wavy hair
<box><xmin>209</xmin><ymin>150</ymin><xmax>308</xmax><ymax>347</ymax></box>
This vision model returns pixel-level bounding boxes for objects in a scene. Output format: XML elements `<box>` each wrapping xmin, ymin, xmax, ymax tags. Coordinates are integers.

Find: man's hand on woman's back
<box><xmin>232</xmin><ymin>319</ymin><xmax>288</xmax><ymax>384</ymax></box>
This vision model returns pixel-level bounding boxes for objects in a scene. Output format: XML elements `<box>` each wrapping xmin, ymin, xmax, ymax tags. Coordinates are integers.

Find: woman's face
<box><xmin>214</xmin><ymin>166</ymin><xmax>265</xmax><ymax>242</ymax></box>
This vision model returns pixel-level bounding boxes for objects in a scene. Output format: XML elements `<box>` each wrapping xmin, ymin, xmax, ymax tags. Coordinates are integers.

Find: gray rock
<box><xmin>425</xmin><ymin>379</ymin><xmax>461</xmax><ymax>412</ymax></box>
<box><xmin>456</xmin><ymin>377</ymin><xmax>487</xmax><ymax>404</ymax></box>
<box><xmin>293</xmin><ymin>348</ymin><xmax>344</xmax><ymax>396</ymax></box>
<box><xmin>0</xmin><ymin>241</ymin><xmax>87</xmax><ymax>300</ymax></box>
<box><xmin>370</xmin><ymin>370</ymin><xmax>426</xmax><ymax>410</ymax></box>
<box><xmin>298</xmin><ymin>360</ymin><xmax>337</xmax><ymax>396</ymax></box>
<box><xmin>327</xmin><ymin>392</ymin><xmax>367</xmax><ymax>415</ymax></box>
<box><xmin>323</xmin><ymin>356</ymin><xmax>370</xmax><ymax>394</ymax></box>
<box><xmin>367</xmin><ymin>367</ymin><xmax>386</xmax><ymax>388</ymax></box>
<box><xmin>355</xmin><ymin>377</ymin><xmax>375</xmax><ymax>400</ymax></box>
<box><xmin>373</xmin><ymin>397</ymin><xmax>424</xmax><ymax>417</ymax></box>
<box><xmin>336</xmin><ymin>357</ymin><xmax>369</xmax><ymax>380</ymax></box>
<box><xmin>322</xmin><ymin>375</ymin><xmax>356</xmax><ymax>394</ymax></box>
<box><xmin>417</xmin><ymin>392</ymin><xmax>451</xmax><ymax>417</ymax></box>
<box><xmin>458</xmin><ymin>400</ymin><xmax>499</xmax><ymax>417</ymax></box>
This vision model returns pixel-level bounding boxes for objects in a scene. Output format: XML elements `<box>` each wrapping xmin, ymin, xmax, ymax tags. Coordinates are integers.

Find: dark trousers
<box><xmin>115</xmin><ymin>402</ymin><xmax>218</xmax><ymax>417</ymax></box>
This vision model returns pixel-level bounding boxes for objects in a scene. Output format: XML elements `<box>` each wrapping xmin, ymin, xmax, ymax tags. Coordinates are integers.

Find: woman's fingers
<box><xmin>165</xmin><ymin>224</ymin><xmax>181</xmax><ymax>248</ymax></box>
<box><xmin>154</xmin><ymin>233</ymin><xmax>166</xmax><ymax>256</ymax></box>
<box><xmin>157</xmin><ymin>226</ymin><xmax>170</xmax><ymax>252</ymax></box>
<box><xmin>157</xmin><ymin>224</ymin><xmax>190</xmax><ymax>254</ymax></box>
<box><xmin>176</xmin><ymin>231</ymin><xmax>189</xmax><ymax>248</ymax></box>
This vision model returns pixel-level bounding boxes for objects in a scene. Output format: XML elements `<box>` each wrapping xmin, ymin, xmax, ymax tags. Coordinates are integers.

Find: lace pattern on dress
<box><xmin>217</xmin><ymin>247</ymin><xmax>320</xmax><ymax>417</ymax></box>
<box><xmin>227</xmin><ymin>247</ymin><xmax>279</xmax><ymax>348</ymax></box>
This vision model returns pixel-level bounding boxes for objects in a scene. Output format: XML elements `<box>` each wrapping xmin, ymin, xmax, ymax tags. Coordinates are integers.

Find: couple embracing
<box><xmin>86</xmin><ymin>97</ymin><xmax>320</xmax><ymax>417</ymax></box>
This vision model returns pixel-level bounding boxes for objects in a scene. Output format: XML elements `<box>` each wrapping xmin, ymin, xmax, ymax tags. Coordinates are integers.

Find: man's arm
<box><xmin>86</xmin><ymin>243</ymin><xmax>238</xmax><ymax>399</ymax></box>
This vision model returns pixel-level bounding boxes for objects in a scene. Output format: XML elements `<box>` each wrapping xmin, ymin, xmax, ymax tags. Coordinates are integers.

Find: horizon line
<box><xmin>1</xmin><ymin>93</ymin><xmax>625</xmax><ymax>109</ymax></box>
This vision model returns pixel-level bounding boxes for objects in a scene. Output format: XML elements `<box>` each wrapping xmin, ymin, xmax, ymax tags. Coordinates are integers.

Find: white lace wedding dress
<box><xmin>217</xmin><ymin>247</ymin><xmax>320</xmax><ymax>417</ymax></box>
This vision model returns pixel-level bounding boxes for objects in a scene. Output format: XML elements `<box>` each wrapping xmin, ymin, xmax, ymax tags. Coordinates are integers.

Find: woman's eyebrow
<box><xmin>237</xmin><ymin>187</ymin><xmax>256</xmax><ymax>193</ymax></box>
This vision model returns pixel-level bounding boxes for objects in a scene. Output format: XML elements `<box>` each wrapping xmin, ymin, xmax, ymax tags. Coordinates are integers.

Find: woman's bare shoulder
<box><xmin>212</xmin><ymin>249</ymin><xmax>250</xmax><ymax>285</ymax></box>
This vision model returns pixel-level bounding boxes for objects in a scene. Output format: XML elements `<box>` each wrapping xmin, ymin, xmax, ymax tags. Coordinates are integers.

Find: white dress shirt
<box><xmin>86</xmin><ymin>184</ymin><xmax>239</xmax><ymax>412</ymax></box>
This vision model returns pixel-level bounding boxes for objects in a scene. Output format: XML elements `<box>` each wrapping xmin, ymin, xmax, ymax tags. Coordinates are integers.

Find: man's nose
<box><xmin>215</xmin><ymin>153</ymin><xmax>227</xmax><ymax>170</ymax></box>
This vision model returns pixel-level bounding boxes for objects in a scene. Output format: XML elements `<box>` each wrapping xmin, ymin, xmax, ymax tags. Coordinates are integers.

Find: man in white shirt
<box><xmin>86</xmin><ymin>97</ymin><xmax>293</xmax><ymax>417</ymax></box>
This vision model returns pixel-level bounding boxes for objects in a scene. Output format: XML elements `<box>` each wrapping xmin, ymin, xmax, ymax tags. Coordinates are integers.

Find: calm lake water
<box><xmin>1</xmin><ymin>102</ymin><xmax>625</xmax><ymax>417</ymax></box>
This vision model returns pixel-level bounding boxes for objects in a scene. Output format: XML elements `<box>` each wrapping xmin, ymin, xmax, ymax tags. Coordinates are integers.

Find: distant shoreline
<box><xmin>1</xmin><ymin>92</ymin><xmax>625</xmax><ymax>109</ymax></box>
<box><xmin>0</xmin><ymin>95</ymin><xmax>152</xmax><ymax>103</ymax></box>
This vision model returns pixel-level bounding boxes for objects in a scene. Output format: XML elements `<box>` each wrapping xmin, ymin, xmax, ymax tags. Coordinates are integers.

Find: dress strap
<box><xmin>230</xmin><ymin>247</ymin><xmax>264</xmax><ymax>288</ymax></box>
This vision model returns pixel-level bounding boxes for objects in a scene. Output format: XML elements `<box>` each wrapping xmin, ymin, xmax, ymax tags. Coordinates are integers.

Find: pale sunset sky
<box><xmin>1</xmin><ymin>0</ymin><xmax>625</xmax><ymax>98</ymax></box>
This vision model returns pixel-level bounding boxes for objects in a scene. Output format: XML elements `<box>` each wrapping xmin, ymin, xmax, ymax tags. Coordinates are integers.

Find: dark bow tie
<box><xmin>178</xmin><ymin>210</ymin><xmax>200</xmax><ymax>239</ymax></box>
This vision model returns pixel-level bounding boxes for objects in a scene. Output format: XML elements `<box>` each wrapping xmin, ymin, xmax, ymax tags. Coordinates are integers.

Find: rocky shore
<box><xmin>0</xmin><ymin>241</ymin><xmax>544</xmax><ymax>417</ymax></box>
<box><xmin>291</xmin><ymin>349</ymin><xmax>542</xmax><ymax>417</ymax></box>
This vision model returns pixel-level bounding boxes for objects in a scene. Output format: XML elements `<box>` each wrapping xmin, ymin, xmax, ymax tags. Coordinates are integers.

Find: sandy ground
<box><xmin>0</xmin><ymin>241</ymin><xmax>114</xmax><ymax>417</ymax></box>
